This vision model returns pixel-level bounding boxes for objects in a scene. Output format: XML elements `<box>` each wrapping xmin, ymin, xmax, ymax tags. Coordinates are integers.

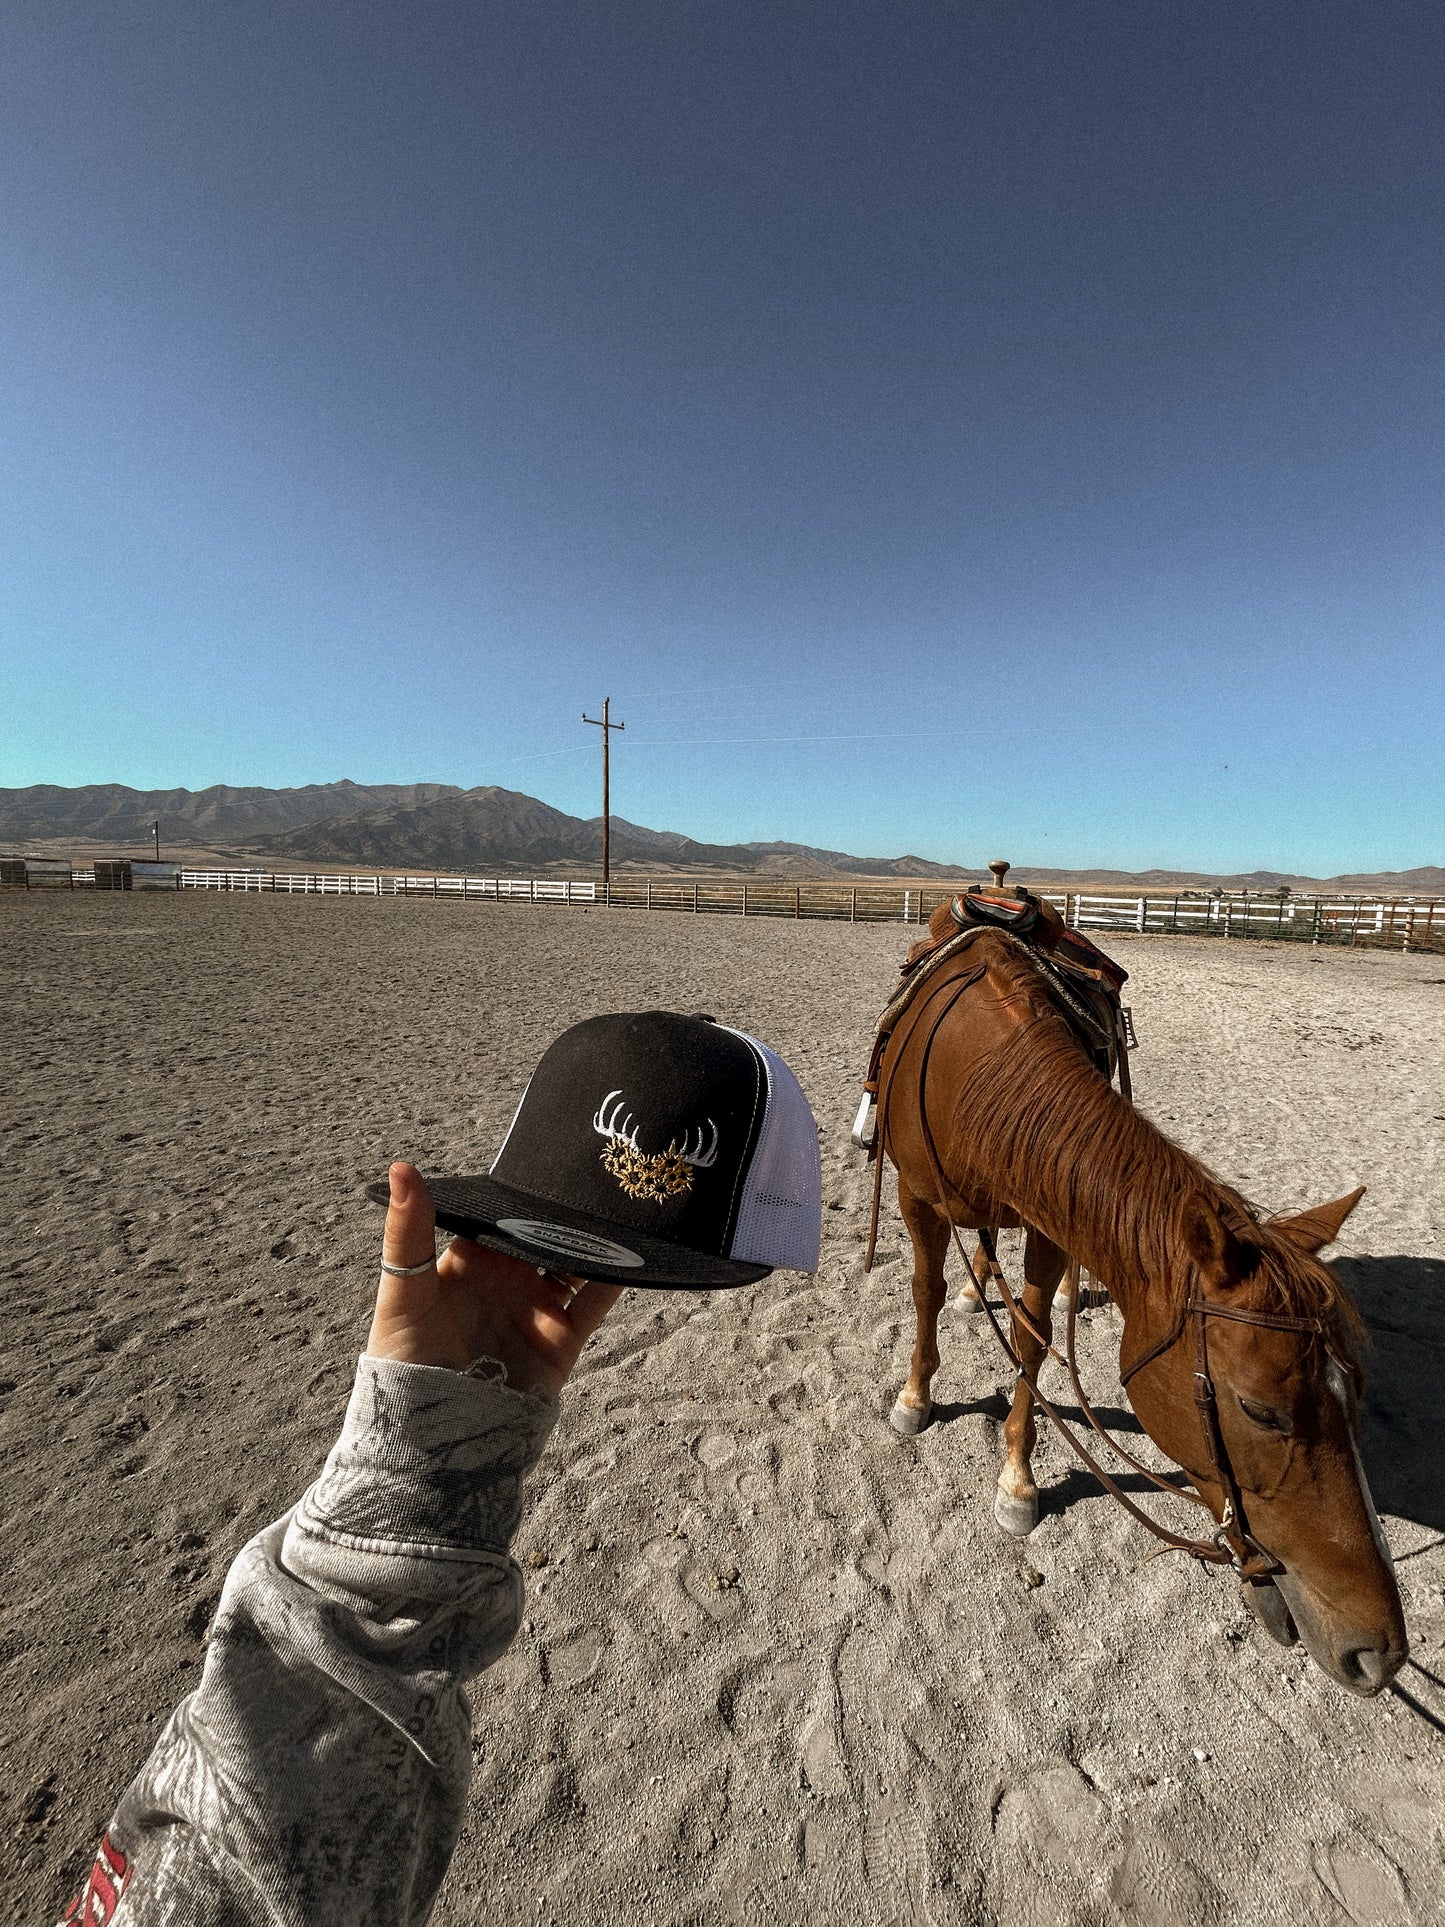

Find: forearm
<box><xmin>73</xmin><ymin>1356</ymin><xmax>557</xmax><ymax>1927</ymax></box>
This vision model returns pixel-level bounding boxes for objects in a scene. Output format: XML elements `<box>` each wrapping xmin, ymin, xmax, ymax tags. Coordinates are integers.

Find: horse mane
<box><xmin>945</xmin><ymin>950</ymin><xmax>1365</xmax><ymax>1356</ymax></box>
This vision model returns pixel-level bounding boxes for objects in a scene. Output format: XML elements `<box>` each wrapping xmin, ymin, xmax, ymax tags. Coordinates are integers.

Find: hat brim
<box><xmin>366</xmin><ymin>1172</ymin><xmax>772</xmax><ymax>1290</ymax></box>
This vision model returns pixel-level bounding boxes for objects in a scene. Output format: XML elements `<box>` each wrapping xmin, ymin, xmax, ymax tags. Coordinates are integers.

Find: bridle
<box><xmin>879</xmin><ymin>957</ymin><xmax>1330</xmax><ymax>1583</ymax></box>
<box><xmin>1116</xmin><ymin>1287</ymin><xmax>1325</xmax><ymax>1579</ymax></box>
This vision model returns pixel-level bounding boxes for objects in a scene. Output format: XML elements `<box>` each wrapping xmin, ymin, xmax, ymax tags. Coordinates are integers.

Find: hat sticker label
<box><xmin>495</xmin><ymin>1218</ymin><xmax>645</xmax><ymax>1268</ymax></box>
<box><xmin>593</xmin><ymin>1090</ymin><xmax>719</xmax><ymax>1203</ymax></box>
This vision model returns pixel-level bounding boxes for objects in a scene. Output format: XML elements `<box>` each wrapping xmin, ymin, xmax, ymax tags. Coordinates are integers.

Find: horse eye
<box><xmin>1238</xmin><ymin>1396</ymin><xmax>1292</xmax><ymax>1434</ymax></box>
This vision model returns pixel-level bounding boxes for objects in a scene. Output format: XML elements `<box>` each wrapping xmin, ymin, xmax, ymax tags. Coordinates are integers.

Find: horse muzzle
<box><xmin>1269</xmin><ymin>1570</ymin><xmax>1408</xmax><ymax>1697</ymax></box>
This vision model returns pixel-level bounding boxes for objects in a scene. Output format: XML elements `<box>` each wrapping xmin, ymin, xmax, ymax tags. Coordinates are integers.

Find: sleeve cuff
<box><xmin>292</xmin><ymin>1355</ymin><xmax>560</xmax><ymax>1555</ymax></box>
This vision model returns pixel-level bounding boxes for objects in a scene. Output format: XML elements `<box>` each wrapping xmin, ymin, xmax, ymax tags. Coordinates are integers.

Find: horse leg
<box><xmin>994</xmin><ymin>1228</ymin><xmax>1069</xmax><ymax>1537</ymax></box>
<box><xmin>890</xmin><ymin>1178</ymin><xmax>952</xmax><ymax>1437</ymax></box>
<box><xmin>958</xmin><ymin>1230</ymin><xmax>1003</xmax><ymax>1311</ymax></box>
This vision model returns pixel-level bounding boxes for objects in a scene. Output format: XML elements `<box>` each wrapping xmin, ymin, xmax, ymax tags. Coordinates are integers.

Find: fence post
<box><xmin>741</xmin><ymin>884</ymin><xmax>748</xmax><ymax>917</ymax></box>
<box><xmin>647</xmin><ymin>880</ymin><xmax>652</xmax><ymax>910</ymax></box>
<box><xmin>1224</xmin><ymin>900</ymin><xmax>1233</xmax><ymax>938</ymax></box>
<box><xmin>795</xmin><ymin>885</ymin><xmax>801</xmax><ymax>919</ymax></box>
<box><xmin>1136</xmin><ymin>895</ymin><xmax>1145</xmax><ymax>932</ymax></box>
<box><xmin>851</xmin><ymin>887</ymin><xmax>857</xmax><ymax>924</ymax></box>
<box><xmin>693</xmin><ymin>882</ymin><xmax>699</xmax><ymax>914</ymax></box>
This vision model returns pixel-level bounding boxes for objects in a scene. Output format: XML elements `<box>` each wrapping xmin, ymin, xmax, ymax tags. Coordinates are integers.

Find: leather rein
<box><xmin>876</xmin><ymin>955</ymin><xmax>1326</xmax><ymax>1582</ymax></box>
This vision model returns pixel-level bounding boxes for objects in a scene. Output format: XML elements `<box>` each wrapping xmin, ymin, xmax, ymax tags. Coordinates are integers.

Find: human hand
<box><xmin>364</xmin><ymin>1162</ymin><xmax>623</xmax><ymax>1400</ymax></box>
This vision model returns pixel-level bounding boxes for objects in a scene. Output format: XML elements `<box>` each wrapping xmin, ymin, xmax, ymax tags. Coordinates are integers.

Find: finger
<box><xmin>435</xmin><ymin>1231</ymin><xmax>482</xmax><ymax>1282</ymax></box>
<box><xmin>562</xmin><ymin>1279</ymin><xmax>624</xmax><ymax>1343</ymax></box>
<box><xmin>381</xmin><ymin>1161</ymin><xmax>437</xmax><ymax>1272</ymax></box>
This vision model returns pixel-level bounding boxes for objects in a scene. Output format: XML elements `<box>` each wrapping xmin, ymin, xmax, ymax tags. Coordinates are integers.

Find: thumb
<box><xmin>382</xmin><ymin>1161</ymin><xmax>437</xmax><ymax>1271</ymax></box>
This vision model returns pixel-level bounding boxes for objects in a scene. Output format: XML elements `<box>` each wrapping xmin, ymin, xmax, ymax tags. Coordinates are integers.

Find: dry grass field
<box><xmin>3</xmin><ymin>892</ymin><xmax>1443</xmax><ymax>1925</ymax></box>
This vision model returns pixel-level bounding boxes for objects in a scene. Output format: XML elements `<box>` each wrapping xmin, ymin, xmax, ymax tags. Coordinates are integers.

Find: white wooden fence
<box><xmin>180</xmin><ymin>871</ymin><xmax>597</xmax><ymax>901</ymax></box>
<box><xmin>157</xmin><ymin>870</ymin><xmax>1445</xmax><ymax>950</ymax></box>
<box><xmin>10</xmin><ymin>862</ymin><xmax>1439</xmax><ymax>949</ymax></box>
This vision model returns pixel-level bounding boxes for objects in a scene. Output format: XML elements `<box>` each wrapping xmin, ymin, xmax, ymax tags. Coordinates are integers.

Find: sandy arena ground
<box><xmin>3</xmin><ymin>893</ymin><xmax>1443</xmax><ymax>1925</ymax></box>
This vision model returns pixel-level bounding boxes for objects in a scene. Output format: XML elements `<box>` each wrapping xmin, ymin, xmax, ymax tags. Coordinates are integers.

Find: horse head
<box><xmin>1122</xmin><ymin>1184</ymin><xmax>1407</xmax><ymax>1696</ymax></box>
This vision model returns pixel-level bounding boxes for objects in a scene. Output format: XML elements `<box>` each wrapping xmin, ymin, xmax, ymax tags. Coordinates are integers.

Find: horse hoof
<box><xmin>957</xmin><ymin>1288</ymin><xmax>985</xmax><ymax>1314</ymax></box>
<box><xmin>994</xmin><ymin>1489</ymin><xmax>1039</xmax><ymax>1537</ymax></box>
<box><xmin>889</xmin><ymin>1398</ymin><xmax>932</xmax><ymax>1437</ymax></box>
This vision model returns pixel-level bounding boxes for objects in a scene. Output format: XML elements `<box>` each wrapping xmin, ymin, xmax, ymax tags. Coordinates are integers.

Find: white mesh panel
<box><xmin>722</xmin><ymin>1030</ymin><xmax>821</xmax><ymax>1272</ymax></box>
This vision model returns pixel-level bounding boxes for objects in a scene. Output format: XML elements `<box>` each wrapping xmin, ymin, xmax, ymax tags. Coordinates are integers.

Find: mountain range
<box><xmin>2</xmin><ymin>782</ymin><xmax>1440</xmax><ymax>893</ymax></box>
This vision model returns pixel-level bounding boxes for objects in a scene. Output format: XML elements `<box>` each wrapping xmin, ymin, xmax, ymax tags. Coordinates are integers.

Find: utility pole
<box><xmin>582</xmin><ymin>697</ymin><xmax>625</xmax><ymax>894</ymax></box>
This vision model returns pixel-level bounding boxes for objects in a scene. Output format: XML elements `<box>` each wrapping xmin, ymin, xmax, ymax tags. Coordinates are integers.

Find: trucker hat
<box><xmin>368</xmin><ymin>1010</ymin><xmax>822</xmax><ymax>1288</ymax></box>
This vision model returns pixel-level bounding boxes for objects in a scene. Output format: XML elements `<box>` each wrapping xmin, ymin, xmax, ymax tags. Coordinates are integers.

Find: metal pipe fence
<box><xmin>6</xmin><ymin>862</ymin><xmax>1440</xmax><ymax>950</ymax></box>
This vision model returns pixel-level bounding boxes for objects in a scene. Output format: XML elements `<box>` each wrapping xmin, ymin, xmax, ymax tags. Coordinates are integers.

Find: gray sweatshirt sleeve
<box><xmin>64</xmin><ymin>1355</ymin><xmax>558</xmax><ymax>1927</ymax></box>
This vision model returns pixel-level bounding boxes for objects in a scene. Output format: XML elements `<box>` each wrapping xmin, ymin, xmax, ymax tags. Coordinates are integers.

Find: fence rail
<box><xmin>5</xmin><ymin>861</ymin><xmax>1441</xmax><ymax>949</ymax></box>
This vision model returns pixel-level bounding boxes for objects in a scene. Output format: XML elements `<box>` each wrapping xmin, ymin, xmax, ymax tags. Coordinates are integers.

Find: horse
<box><xmin>871</xmin><ymin>924</ymin><xmax>1407</xmax><ymax>1697</ymax></box>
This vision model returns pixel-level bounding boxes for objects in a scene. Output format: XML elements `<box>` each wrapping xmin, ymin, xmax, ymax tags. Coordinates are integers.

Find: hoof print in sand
<box><xmin>684</xmin><ymin>1562</ymin><xmax>745</xmax><ymax>1622</ymax></box>
<box><xmin>1310</xmin><ymin>1839</ymin><xmax>1409</xmax><ymax>1927</ymax></box>
<box><xmin>693</xmin><ymin>1430</ymin><xmax>737</xmax><ymax>1470</ymax></box>
<box><xmin>543</xmin><ymin>1628</ymin><xmax>607</xmax><ymax>1688</ymax></box>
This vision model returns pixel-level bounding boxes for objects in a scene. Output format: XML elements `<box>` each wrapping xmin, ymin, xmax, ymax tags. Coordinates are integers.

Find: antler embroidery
<box><xmin>593</xmin><ymin>1091</ymin><xmax>718</xmax><ymax>1201</ymax></box>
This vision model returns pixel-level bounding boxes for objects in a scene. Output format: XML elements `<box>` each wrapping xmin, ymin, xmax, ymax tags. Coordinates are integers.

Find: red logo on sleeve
<box><xmin>60</xmin><ymin>1833</ymin><xmax>131</xmax><ymax>1926</ymax></box>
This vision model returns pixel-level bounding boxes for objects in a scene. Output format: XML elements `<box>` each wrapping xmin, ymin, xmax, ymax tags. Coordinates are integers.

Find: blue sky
<box><xmin>2</xmin><ymin>1</ymin><xmax>1442</xmax><ymax>873</ymax></box>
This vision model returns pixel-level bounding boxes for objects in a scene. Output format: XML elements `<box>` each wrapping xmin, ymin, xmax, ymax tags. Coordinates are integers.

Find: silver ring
<box><xmin>379</xmin><ymin>1253</ymin><xmax>438</xmax><ymax>1277</ymax></box>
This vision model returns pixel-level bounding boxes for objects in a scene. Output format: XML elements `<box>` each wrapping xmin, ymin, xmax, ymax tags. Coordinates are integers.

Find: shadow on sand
<box><xmin>1332</xmin><ymin>1254</ymin><xmax>1445</xmax><ymax>1539</ymax></box>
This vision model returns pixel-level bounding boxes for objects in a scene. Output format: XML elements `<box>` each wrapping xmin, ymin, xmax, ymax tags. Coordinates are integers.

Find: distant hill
<box><xmin>975</xmin><ymin>864</ymin><xmax>1445</xmax><ymax>895</ymax></box>
<box><xmin>247</xmin><ymin>788</ymin><xmax>954</xmax><ymax>877</ymax></box>
<box><xmin>0</xmin><ymin>780</ymin><xmax>459</xmax><ymax>844</ymax></box>
<box><xmin>1</xmin><ymin>781</ymin><xmax>1439</xmax><ymax>893</ymax></box>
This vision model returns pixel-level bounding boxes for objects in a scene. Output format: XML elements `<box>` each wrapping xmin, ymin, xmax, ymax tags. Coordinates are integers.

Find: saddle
<box><xmin>854</xmin><ymin>888</ymin><xmax>1134</xmax><ymax>1147</ymax></box>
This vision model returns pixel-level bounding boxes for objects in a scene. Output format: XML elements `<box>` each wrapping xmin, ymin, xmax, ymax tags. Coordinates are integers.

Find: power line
<box><xmin>616</xmin><ymin>730</ymin><xmax>921</xmax><ymax>748</ymax></box>
<box><xmin>488</xmin><ymin>728</ymin><xmax>920</xmax><ymax>764</ymax></box>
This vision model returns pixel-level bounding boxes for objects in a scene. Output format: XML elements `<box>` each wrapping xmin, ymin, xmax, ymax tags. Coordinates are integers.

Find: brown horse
<box><xmin>875</xmin><ymin>929</ymin><xmax>1407</xmax><ymax>1696</ymax></box>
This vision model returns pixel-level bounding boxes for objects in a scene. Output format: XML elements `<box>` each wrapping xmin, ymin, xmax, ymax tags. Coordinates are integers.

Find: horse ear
<box><xmin>1180</xmin><ymin>1193</ymin><xmax>1252</xmax><ymax>1289</ymax></box>
<box><xmin>1270</xmin><ymin>1185</ymin><xmax>1366</xmax><ymax>1254</ymax></box>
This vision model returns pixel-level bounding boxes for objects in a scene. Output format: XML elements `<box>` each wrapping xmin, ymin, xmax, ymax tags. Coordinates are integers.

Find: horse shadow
<box><xmin>928</xmin><ymin>1393</ymin><xmax>1010</xmax><ymax>1428</ymax></box>
<box><xmin>925</xmin><ymin>1393</ymin><xmax>1193</xmax><ymax>1510</ymax></box>
<box><xmin>1332</xmin><ymin>1254</ymin><xmax>1445</xmax><ymax>1536</ymax></box>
